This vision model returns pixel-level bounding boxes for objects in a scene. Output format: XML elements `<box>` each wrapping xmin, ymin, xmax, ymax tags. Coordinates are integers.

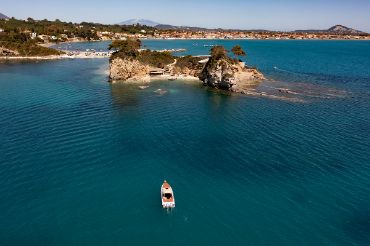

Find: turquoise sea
<box><xmin>1</xmin><ymin>40</ymin><xmax>370</xmax><ymax>245</ymax></box>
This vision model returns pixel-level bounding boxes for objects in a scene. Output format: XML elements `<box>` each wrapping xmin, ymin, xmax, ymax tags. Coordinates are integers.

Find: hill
<box><xmin>118</xmin><ymin>19</ymin><xmax>366</xmax><ymax>35</ymax></box>
<box><xmin>295</xmin><ymin>25</ymin><xmax>366</xmax><ymax>35</ymax></box>
<box><xmin>327</xmin><ymin>25</ymin><xmax>366</xmax><ymax>34</ymax></box>
<box><xmin>0</xmin><ymin>13</ymin><xmax>9</xmax><ymax>19</ymax></box>
<box><xmin>155</xmin><ymin>24</ymin><xmax>271</xmax><ymax>33</ymax></box>
<box><xmin>119</xmin><ymin>19</ymin><xmax>160</xmax><ymax>27</ymax></box>
<box><xmin>155</xmin><ymin>24</ymin><xmax>212</xmax><ymax>32</ymax></box>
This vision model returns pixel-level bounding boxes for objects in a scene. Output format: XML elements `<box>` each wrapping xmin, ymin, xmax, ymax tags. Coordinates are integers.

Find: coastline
<box><xmin>110</xmin><ymin>74</ymin><xmax>201</xmax><ymax>84</ymax></box>
<box><xmin>49</xmin><ymin>37</ymin><xmax>370</xmax><ymax>45</ymax></box>
<box><xmin>0</xmin><ymin>54</ymin><xmax>110</xmax><ymax>60</ymax></box>
<box><xmin>39</xmin><ymin>39</ymin><xmax>104</xmax><ymax>48</ymax></box>
<box><xmin>0</xmin><ymin>55</ymin><xmax>68</xmax><ymax>60</ymax></box>
<box><xmin>2</xmin><ymin>38</ymin><xmax>369</xmax><ymax>61</ymax></box>
<box><xmin>149</xmin><ymin>74</ymin><xmax>200</xmax><ymax>82</ymax></box>
<box><xmin>36</xmin><ymin>36</ymin><xmax>370</xmax><ymax>53</ymax></box>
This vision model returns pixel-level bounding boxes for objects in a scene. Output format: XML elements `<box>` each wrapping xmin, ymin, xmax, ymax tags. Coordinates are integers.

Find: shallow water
<box><xmin>1</xmin><ymin>40</ymin><xmax>370</xmax><ymax>245</ymax></box>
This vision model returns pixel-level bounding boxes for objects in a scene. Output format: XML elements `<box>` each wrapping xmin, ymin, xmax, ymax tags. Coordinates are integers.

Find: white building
<box><xmin>37</xmin><ymin>35</ymin><xmax>48</xmax><ymax>40</ymax></box>
<box><xmin>100</xmin><ymin>31</ymin><xmax>112</xmax><ymax>35</ymax></box>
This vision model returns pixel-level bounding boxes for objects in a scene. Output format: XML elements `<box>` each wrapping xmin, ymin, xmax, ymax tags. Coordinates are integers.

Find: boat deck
<box><xmin>162</xmin><ymin>182</ymin><xmax>174</xmax><ymax>203</ymax></box>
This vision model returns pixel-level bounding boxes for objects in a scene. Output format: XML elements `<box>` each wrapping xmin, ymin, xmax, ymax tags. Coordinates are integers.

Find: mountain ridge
<box><xmin>156</xmin><ymin>23</ymin><xmax>367</xmax><ymax>34</ymax></box>
<box><xmin>118</xmin><ymin>19</ymin><xmax>160</xmax><ymax>27</ymax></box>
<box><xmin>118</xmin><ymin>19</ymin><xmax>367</xmax><ymax>34</ymax></box>
<box><xmin>0</xmin><ymin>12</ymin><xmax>9</xmax><ymax>19</ymax></box>
<box><xmin>295</xmin><ymin>25</ymin><xmax>366</xmax><ymax>35</ymax></box>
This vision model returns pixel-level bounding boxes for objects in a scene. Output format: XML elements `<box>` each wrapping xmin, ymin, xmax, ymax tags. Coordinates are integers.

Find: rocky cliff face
<box><xmin>199</xmin><ymin>58</ymin><xmax>264</xmax><ymax>92</ymax></box>
<box><xmin>109</xmin><ymin>49</ymin><xmax>265</xmax><ymax>93</ymax></box>
<box><xmin>109</xmin><ymin>57</ymin><xmax>151</xmax><ymax>83</ymax></box>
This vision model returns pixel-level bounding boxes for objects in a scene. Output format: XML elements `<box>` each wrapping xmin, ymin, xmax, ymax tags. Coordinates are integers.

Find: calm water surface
<box><xmin>1</xmin><ymin>40</ymin><xmax>370</xmax><ymax>245</ymax></box>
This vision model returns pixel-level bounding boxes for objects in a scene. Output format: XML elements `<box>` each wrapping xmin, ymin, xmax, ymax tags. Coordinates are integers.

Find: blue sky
<box><xmin>1</xmin><ymin>0</ymin><xmax>370</xmax><ymax>31</ymax></box>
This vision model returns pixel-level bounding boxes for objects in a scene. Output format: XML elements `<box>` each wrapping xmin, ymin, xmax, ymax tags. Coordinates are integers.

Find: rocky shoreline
<box><xmin>109</xmin><ymin>41</ymin><xmax>264</xmax><ymax>94</ymax></box>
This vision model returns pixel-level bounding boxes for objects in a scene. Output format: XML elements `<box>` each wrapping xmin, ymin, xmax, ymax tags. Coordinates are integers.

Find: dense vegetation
<box><xmin>0</xmin><ymin>17</ymin><xmax>156</xmax><ymax>56</ymax></box>
<box><xmin>137</xmin><ymin>50</ymin><xmax>174</xmax><ymax>68</ymax></box>
<box><xmin>0</xmin><ymin>32</ymin><xmax>63</xmax><ymax>56</ymax></box>
<box><xmin>110</xmin><ymin>39</ymin><xmax>175</xmax><ymax>68</ymax></box>
<box><xmin>109</xmin><ymin>39</ymin><xmax>245</xmax><ymax>76</ymax></box>
<box><xmin>0</xmin><ymin>18</ymin><xmax>156</xmax><ymax>40</ymax></box>
<box><xmin>0</xmin><ymin>41</ymin><xmax>63</xmax><ymax>56</ymax></box>
<box><xmin>109</xmin><ymin>39</ymin><xmax>142</xmax><ymax>55</ymax></box>
<box><xmin>206</xmin><ymin>45</ymin><xmax>238</xmax><ymax>69</ymax></box>
<box><xmin>231</xmin><ymin>45</ymin><xmax>246</xmax><ymax>61</ymax></box>
<box><xmin>173</xmin><ymin>55</ymin><xmax>204</xmax><ymax>75</ymax></box>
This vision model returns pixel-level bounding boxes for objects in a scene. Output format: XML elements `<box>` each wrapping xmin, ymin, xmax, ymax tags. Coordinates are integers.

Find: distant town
<box><xmin>1</xmin><ymin>15</ymin><xmax>370</xmax><ymax>58</ymax></box>
<box><xmin>1</xmin><ymin>16</ymin><xmax>369</xmax><ymax>43</ymax></box>
<box><xmin>149</xmin><ymin>29</ymin><xmax>370</xmax><ymax>41</ymax></box>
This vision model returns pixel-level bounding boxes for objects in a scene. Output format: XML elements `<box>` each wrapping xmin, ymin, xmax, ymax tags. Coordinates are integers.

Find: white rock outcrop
<box><xmin>199</xmin><ymin>59</ymin><xmax>264</xmax><ymax>92</ymax></box>
<box><xmin>109</xmin><ymin>58</ymin><xmax>151</xmax><ymax>83</ymax></box>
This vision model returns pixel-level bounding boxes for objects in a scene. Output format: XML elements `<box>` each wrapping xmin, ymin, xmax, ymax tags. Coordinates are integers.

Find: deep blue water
<box><xmin>1</xmin><ymin>40</ymin><xmax>370</xmax><ymax>245</ymax></box>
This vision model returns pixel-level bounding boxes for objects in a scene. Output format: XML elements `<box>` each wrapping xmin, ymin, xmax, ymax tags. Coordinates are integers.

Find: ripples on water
<box><xmin>1</xmin><ymin>41</ymin><xmax>370</xmax><ymax>245</ymax></box>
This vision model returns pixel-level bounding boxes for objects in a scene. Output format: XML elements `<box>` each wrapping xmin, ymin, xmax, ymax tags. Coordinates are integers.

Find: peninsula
<box><xmin>0</xmin><ymin>17</ymin><xmax>154</xmax><ymax>59</ymax></box>
<box><xmin>109</xmin><ymin>39</ymin><xmax>264</xmax><ymax>93</ymax></box>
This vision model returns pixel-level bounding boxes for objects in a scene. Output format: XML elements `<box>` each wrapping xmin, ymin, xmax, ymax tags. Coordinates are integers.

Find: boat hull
<box><xmin>161</xmin><ymin>181</ymin><xmax>175</xmax><ymax>208</ymax></box>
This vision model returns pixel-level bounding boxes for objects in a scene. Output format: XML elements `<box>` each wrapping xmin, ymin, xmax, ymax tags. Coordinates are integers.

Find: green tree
<box><xmin>231</xmin><ymin>45</ymin><xmax>246</xmax><ymax>61</ymax></box>
<box><xmin>210</xmin><ymin>45</ymin><xmax>227</xmax><ymax>59</ymax></box>
<box><xmin>109</xmin><ymin>38</ymin><xmax>141</xmax><ymax>52</ymax></box>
